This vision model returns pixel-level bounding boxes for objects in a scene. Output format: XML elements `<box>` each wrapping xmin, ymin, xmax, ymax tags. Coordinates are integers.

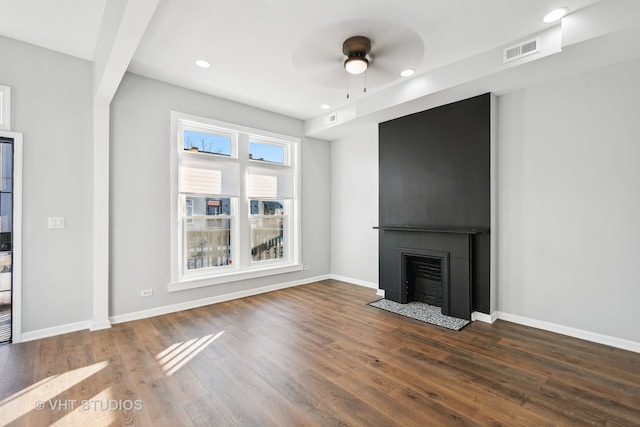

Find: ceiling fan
<box><xmin>291</xmin><ymin>19</ymin><xmax>424</xmax><ymax>90</ymax></box>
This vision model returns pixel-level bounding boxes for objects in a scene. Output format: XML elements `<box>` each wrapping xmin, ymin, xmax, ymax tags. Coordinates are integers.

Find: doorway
<box><xmin>0</xmin><ymin>132</ymin><xmax>21</xmax><ymax>344</ymax></box>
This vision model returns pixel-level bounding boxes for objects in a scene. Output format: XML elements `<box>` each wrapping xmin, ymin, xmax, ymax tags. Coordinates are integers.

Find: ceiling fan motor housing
<box><xmin>343</xmin><ymin>35</ymin><xmax>371</xmax><ymax>57</ymax></box>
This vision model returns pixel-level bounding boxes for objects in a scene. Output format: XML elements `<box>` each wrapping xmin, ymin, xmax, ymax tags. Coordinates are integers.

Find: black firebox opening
<box><xmin>405</xmin><ymin>255</ymin><xmax>443</xmax><ymax>307</ymax></box>
<box><xmin>405</xmin><ymin>255</ymin><xmax>444</xmax><ymax>306</ymax></box>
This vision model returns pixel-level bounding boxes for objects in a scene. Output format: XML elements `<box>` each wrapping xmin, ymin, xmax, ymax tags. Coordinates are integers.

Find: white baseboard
<box><xmin>496</xmin><ymin>311</ymin><xmax>640</xmax><ymax>354</ymax></box>
<box><xmin>328</xmin><ymin>275</ymin><xmax>383</xmax><ymax>296</ymax></box>
<box><xmin>20</xmin><ymin>320</ymin><xmax>93</xmax><ymax>343</ymax></box>
<box><xmin>110</xmin><ymin>274</ymin><xmax>331</xmax><ymax>325</ymax></box>
<box><xmin>90</xmin><ymin>319</ymin><xmax>112</xmax><ymax>331</ymax></box>
<box><xmin>467</xmin><ymin>310</ymin><xmax>640</xmax><ymax>353</ymax></box>
<box><xmin>471</xmin><ymin>311</ymin><xmax>498</xmax><ymax>323</ymax></box>
<box><xmin>329</xmin><ymin>274</ymin><xmax>378</xmax><ymax>289</ymax></box>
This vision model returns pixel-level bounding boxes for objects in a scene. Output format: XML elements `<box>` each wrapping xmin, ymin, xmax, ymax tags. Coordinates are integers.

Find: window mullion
<box><xmin>237</xmin><ymin>133</ymin><xmax>250</xmax><ymax>269</ymax></box>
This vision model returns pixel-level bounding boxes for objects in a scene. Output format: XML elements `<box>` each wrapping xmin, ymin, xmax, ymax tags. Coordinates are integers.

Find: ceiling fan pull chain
<box><xmin>346</xmin><ymin>77</ymin><xmax>350</xmax><ymax>99</ymax></box>
<box><xmin>364</xmin><ymin>69</ymin><xmax>367</xmax><ymax>93</ymax></box>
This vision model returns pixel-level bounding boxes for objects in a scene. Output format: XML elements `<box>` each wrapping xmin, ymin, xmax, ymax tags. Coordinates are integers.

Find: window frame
<box><xmin>169</xmin><ymin>111</ymin><xmax>302</xmax><ymax>291</ymax></box>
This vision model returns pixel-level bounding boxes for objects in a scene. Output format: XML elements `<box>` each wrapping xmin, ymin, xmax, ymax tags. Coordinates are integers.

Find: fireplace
<box><xmin>377</xmin><ymin>226</ymin><xmax>487</xmax><ymax>320</ymax></box>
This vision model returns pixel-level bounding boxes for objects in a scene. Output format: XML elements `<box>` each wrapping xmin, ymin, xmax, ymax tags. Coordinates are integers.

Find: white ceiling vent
<box><xmin>324</xmin><ymin>113</ymin><xmax>338</xmax><ymax>125</ymax></box>
<box><xmin>503</xmin><ymin>37</ymin><xmax>540</xmax><ymax>63</ymax></box>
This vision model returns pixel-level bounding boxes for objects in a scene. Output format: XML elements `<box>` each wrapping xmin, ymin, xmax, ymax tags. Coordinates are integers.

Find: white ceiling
<box><xmin>0</xmin><ymin>0</ymin><xmax>606</xmax><ymax>120</ymax></box>
<box><xmin>0</xmin><ymin>0</ymin><xmax>107</xmax><ymax>60</ymax></box>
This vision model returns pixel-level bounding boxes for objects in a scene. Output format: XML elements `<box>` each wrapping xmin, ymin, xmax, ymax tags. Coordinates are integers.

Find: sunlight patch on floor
<box><xmin>0</xmin><ymin>361</ymin><xmax>109</xmax><ymax>424</ymax></box>
<box><xmin>156</xmin><ymin>331</ymin><xmax>224</xmax><ymax>376</ymax></box>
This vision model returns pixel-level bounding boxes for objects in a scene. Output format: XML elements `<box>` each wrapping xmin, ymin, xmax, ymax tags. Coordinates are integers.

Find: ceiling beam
<box><xmin>93</xmin><ymin>0</ymin><xmax>159</xmax><ymax>105</ymax></box>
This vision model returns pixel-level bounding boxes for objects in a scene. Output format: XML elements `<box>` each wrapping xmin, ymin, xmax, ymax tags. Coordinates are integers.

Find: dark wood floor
<box><xmin>1</xmin><ymin>280</ymin><xmax>639</xmax><ymax>426</ymax></box>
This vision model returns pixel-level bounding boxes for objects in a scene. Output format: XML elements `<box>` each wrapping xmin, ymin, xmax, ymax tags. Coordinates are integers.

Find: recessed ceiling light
<box><xmin>400</xmin><ymin>69</ymin><xmax>415</xmax><ymax>77</ymax></box>
<box><xmin>320</xmin><ymin>104</ymin><xmax>331</xmax><ymax>110</ymax></box>
<box><xmin>195</xmin><ymin>59</ymin><xmax>211</xmax><ymax>68</ymax></box>
<box><xmin>543</xmin><ymin>7</ymin><xmax>568</xmax><ymax>23</ymax></box>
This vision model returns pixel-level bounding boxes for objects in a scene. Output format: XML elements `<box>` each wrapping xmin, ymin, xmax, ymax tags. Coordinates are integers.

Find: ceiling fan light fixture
<box><xmin>344</xmin><ymin>56</ymin><xmax>369</xmax><ymax>75</ymax></box>
<box><xmin>342</xmin><ymin>36</ymin><xmax>372</xmax><ymax>75</ymax></box>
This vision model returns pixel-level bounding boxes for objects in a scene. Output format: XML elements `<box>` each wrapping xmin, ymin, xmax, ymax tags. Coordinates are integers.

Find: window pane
<box><xmin>249</xmin><ymin>141</ymin><xmax>284</xmax><ymax>164</ymax></box>
<box><xmin>1</xmin><ymin>142</ymin><xmax>12</xmax><ymax>193</ymax></box>
<box><xmin>185</xmin><ymin>196</ymin><xmax>231</xmax><ymax>216</ymax></box>
<box><xmin>184</xmin><ymin>130</ymin><xmax>232</xmax><ymax>156</ymax></box>
<box><xmin>250</xmin><ymin>200</ymin><xmax>283</xmax><ymax>216</ymax></box>
<box><xmin>184</xmin><ymin>196</ymin><xmax>233</xmax><ymax>270</ymax></box>
<box><xmin>185</xmin><ymin>218</ymin><xmax>232</xmax><ymax>270</ymax></box>
<box><xmin>0</xmin><ymin>193</ymin><xmax>11</xmax><ymax>233</ymax></box>
<box><xmin>250</xmin><ymin>200</ymin><xmax>285</xmax><ymax>262</ymax></box>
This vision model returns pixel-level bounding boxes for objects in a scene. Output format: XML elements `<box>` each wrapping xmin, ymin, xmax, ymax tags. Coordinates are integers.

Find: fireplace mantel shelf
<box><xmin>374</xmin><ymin>225</ymin><xmax>489</xmax><ymax>234</ymax></box>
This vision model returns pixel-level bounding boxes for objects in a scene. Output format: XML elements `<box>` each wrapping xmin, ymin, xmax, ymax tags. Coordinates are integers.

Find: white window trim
<box><xmin>0</xmin><ymin>85</ymin><xmax>11</xmax><ymax>131</ymax></box>
<box><xmin>169</xmin><ymin>111</ymin><xmax>302</xmax><ymax>292</ymax></box>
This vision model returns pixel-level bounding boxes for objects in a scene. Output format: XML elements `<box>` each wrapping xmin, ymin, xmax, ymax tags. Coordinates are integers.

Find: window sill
<box><xmin>169</xmin><ymin>263</ymin><xmax>304</xmax><ymax>292</ymax></box>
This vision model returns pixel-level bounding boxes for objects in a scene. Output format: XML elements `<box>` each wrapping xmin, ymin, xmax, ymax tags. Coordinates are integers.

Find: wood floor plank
<box><xmin>1</xmin><ymin>280</ymin><xmax>639</xmax><ymax>426</ymax></box>
<box><xmin>217</xmin><ymin>356</ymin><xmax>319</xmax><ymax>426</ymax></box>
<box><xmin>361</xmin><ymin>338</ymin><xmax>555</xmax><ymax>426</ymax></box>
<box><xmin>296</xmin><ymin>367</ymin><xmax>404</xmax><ymax>427</ymax></box>
<box><xmin>182</xmin><ymin>394</ymin><xmax>240</xmax><ymax>427</ymax></box>
<box><xmin>246</xmin><ymin>356</ymin><xmax>353</xmax><ymax>426</ymax></box>
<box><xmin>330</xmin><ymin>350</ymin><xmax>477</xmax><ymax>427</ymax></box>
<box><xmin>186</xmin><ymin>353</ymin><xmax>272</xmax><ymax>426</ymax></box>
<box><xmin>121</xmin><ymin>348</ymin><xmax>194</xmax><ymax>426</ymax></box>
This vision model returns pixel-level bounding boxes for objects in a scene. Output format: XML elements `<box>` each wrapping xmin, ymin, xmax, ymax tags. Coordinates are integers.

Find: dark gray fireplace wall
<box><xmin>378</xmin><ymin>93</ymin><xmax>491</xmax><ymax>314</ymax></box>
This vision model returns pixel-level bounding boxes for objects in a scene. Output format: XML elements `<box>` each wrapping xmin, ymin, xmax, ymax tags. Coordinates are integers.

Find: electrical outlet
<box><xmin>48</xmin><ymin>217</ymin><xmax>65</xmax><ymax>229</ymax></box>
<box><xmin>303</xmin><ymin>264</ymin><xmax>310</xmax><ymax>270</ymax></box>
<box><xmin>140</xmin><ymin>289</ymin><xmax>153</xmax><ymax>297</ymax></box>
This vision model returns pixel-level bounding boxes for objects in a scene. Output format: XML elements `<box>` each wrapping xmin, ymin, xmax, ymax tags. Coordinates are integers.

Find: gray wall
<box><xmin>0</xmin><ymin>36</ymin><xmax>93</xmax><ymax>332</ymax></box>
<box><xmin>110</xmin><ymin>73</ymin><xmax>331</xmax><ymax>316</ymax></box>
<box><xmin>497</xmin><ymin>57</ymin><xmax>640</xmax><ymax>343</ymax></box>
<box><xmin>330</xmin><ymin>127</ymin><xmax>379</xmax><ymax>286</ymax></box>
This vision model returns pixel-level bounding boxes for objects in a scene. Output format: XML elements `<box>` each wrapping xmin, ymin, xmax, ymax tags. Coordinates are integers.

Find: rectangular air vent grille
<box><xmin>503</xmin><ymin>37</ymin><xmax>540</xmax><ymax>63</ymax></box>
<box><xmin>324</xmin><ymin>113</ymin><xmax>337</xmax><ymax>125</ymax></box>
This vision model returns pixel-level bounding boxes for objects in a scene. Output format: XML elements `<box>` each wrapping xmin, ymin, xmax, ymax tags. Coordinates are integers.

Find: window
<box><xmin>170</xmin><ymin>112</ymin><xmax>301</xmax><ymax>290</ymax></box>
